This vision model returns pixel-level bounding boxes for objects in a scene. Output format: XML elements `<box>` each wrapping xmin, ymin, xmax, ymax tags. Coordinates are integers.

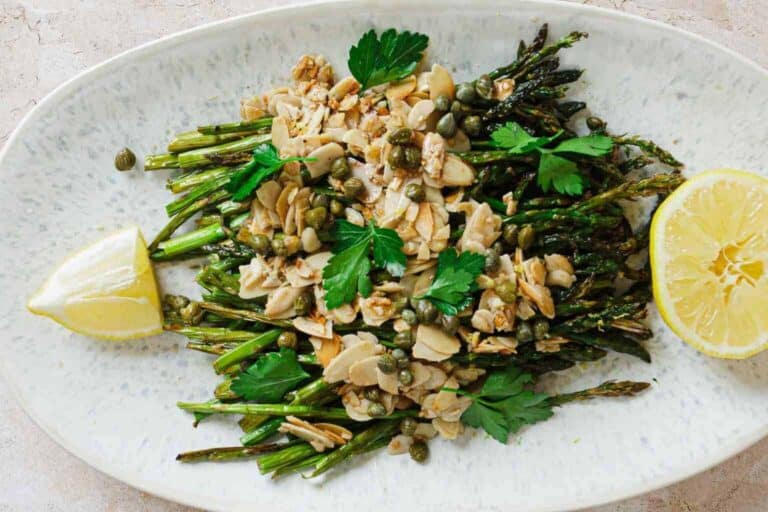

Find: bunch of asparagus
<box><xmin>144</xmin><ymin>24</ymin><xmax>682</xmax><ymax>477</ymax></box>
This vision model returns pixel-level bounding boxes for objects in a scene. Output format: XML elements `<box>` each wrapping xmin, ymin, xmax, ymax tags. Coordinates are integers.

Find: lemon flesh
<box><xmin>651</xmin><ymin>169</ymin><xmax>768</xmax><ymax>358</ymax></box>
<box><xmin>27</xmin><ymin>226</ymin><xmax>163</xmax><ymax>340</ymax></box>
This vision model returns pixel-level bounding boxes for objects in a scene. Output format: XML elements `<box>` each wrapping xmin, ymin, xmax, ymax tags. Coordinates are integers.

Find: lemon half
<box><xmin>651</xmin><ymin>169</ymin><xmax>768</xmax><ymax>358</ymax></box>
<box><xmin>27</xmin><ymin>226</ymin><xmax>163</xmax><ymax>340</ymax></box>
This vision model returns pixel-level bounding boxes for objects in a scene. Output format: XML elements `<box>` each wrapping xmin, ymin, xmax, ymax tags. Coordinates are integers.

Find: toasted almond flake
<box><xmin>341</xmin><ymin>391</ymin><xmax>372</xmax><ymax>422</ymax></box>
<box><xmin>342</xmin><ymin>129</ymin><xmax>368</xmax><ymax>156</ymax></box>
<box><xmin>304</xmin><ymin>142</ymin><xmax>345</xmax><ymax>178</ymax></box>
<box><xmin>387</xmin><ymin>434</ymin><xmax>414</xmax><ymax>455</ymax></box>
<box><xmin>523</xmin><ymin>257</ymin><xmax>547</xmax><ymax>286</ymax></box>
<box><xmin>279</xmin><ymin>421</ymin><xmax>335</xmax><ymax>452</ymax></box>
<box><xmin>518</xmin><ymin>280</ymin><xmax>556</xmax><ymax>319</ymax></box>
<box><xmin>264</xmin><ymin>285</ymin><xmax>304</xmax><ymax>319</ymax></box>
<box><xmin>493</xmin><ymin>78</ymin><xmax>515</xmax><ymax>100</ymax></box>
<box><xmin>535</xmin><ymin>336</ymin><xmax>570</xmax><ymax>353</ymax></box>
<box><xmin>444</xmin><ymin>129</ymin><xmax>471</xmax><ymax>152</ymax></box>
<box><xmin>377</xmin><ymin>368</ymin><xmax>400</xmax><ymax>395</ymax></box>
<box><xmin>413</xmin><ymin>341</ymin><xmax>452</xmax><ymax>362</ymax></box>
<box><xmin>323</xmin><ymin>339</ymin><xmax>377</xmax><ymax>383</ymax></box>
<box><xmin>315</xmin><ymin>423</ymin><xmax>353</xmax><ymax>441</ymax></box>
<box><xmin>386</xmin><ymin>75</ymin><xmax>417</xmax><ymax>104</ymax></box>
<box><xmin>428</xmin><ymin>64</ymin><xmax>455</xmax><ymax>101</ymax></box>
<box><xmin>441</xmin><ymin>154</ymin><xmax>476</xmax><ymax>186</ymax></box>
<box><xmin>315</xmin><ymin>334</ymin><xmax>342</xmax><ymax>367</ymax></box>
<box><xmin>471</xmin><ymin>309</ymin><xmax>495</xmax><ymax>333</ymax></box>
<box><xmin>271</xmin><ymin>117</ymin><xmax>291</xmax><ymax>150</ymax></box>
<box><xmin>415</xmin><ymin>324</ymin><xmax>461</xmax><ymax>358</ymax></box>
<box><xmin>293</xmin><ymin>316</ymin><xmax>332</xmax><ymax>339</ymax></box>
<box><xmin>349</xmin><ymin>159</ymin><xmax>383</xmax><ymax>203</ymax></box>
<box><xmin>255</xmin><ymin>181</ymin><xmax>282</xmax><ymax>211</ymax></box>
<box><xmin>422</xmin><ymin>365</ymin><xmax>448</xmax><ymax>390</ymax></box>
<box><xmin>407</xmin><ymin>99</ymin><xmax>436</xmax><ymax>131</ymax></box>
<box><xmin>360</xmin><ymin>295</ymin><xmax>396</xmax><ymax>326</ymax></box>
<box><xmin>328</xmin><ymin>76</ymin><xmax>360</xmax><ymax>101</ymax></box>
<box><xmin>338</xmin><ymin>94</ymin><xmax>359</xmax><ymax>111</ymax></box>
<box><xmin>416</xmin><ymin>71</ymin><xmax>432</xmax><ymax>92</ymax></box>
<box><xmin>433</xmin><ymin>418</ymin><xmax>463</xmax><ymax>440</ymax></box>
<box><xmin>345</xmin><ymin>207</ymin><xmax>365</xmax><ymax>226</ymax></box>
<box><xmin>547</xmin><ymin>269</ymin><xmax>577</xmax><ymax>288</ymax></box>
<box><xmin>413</xmin><ymin>422</ymin><xmax>438</xmax><ymax>440</ymax></box>
<box><xmin>348</xmin><ymin>355</ymin><xmax>380</xmax><ymax>386</ymax></box>
<box><xmin>516</xmin><ymin>297</ymin><xmax>537</xmax><ymax>320</ymax></box>
<box><xmin>275</xmin><ymin>182</ymin><xmax>299</xmax><ymax>225</ymax></box>
<box><xmin>301</xmin><ymin>226</ymin><xmax>322</xmax><ymax>253</ymax></box>
<box><xmin>452</xmin><ymin>366</ymin><xmax>486</xmax><ymax>385</ymax></box>
<box><xmin>240</xmin><ymin>95</ymin><xmax>267</xmax><ymax>121</ymax></box>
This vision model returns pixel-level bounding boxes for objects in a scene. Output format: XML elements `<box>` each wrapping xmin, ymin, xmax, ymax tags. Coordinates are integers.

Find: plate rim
<box><xmin>1</xmin><ymin>1</ymin><xmax>766</xmax><ymax>510</ymax></box>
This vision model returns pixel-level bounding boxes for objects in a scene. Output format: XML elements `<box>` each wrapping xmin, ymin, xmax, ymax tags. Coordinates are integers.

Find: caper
<box><xmin>586</xmin><ymin>116</ymin><xmax>606</xmax><ymax>131</ymax></box>
<box><xmin>311</xmin><ymin>194</ymin><xmax>330</xmax><ymax>209</ymax></box>
<box><xmin>294</xmin><ymin>294</ymin><xmax>311</xmax><ymax>316</ymax></box>
<box><xmin>456</xmin><ymin>82</ymin><xmax>477</xmax><ymax>103</ymax></box>
<box><xmin>404</xmin><ymin>183</ymin><xmax>426</xmax><ymax>202</ymax></box>
<box><xmin>495</xmin><ymin>279</ymin><xmax>517</xmax><ymax>304</ymax></box>
<box><xmin>461</xmin><ymin>115</ymin><xmax>483</xmax><ymax>137</ymax></box>
<box><xmin>398</xmin><ymin>368</ymin><xmax>414</xmax><ymax>386</ymax></box>
<box><xmin>377</xmin><ymin>353</ymin><xmax>397</xmax><ymax>374</ymax></box>
<box><xmin>392</xmin><ymin>348</ymin><xmax>409</xmax><ymax>369</ymax></box>
<box><xmin>516</xmin><ymin>321</ymin><xmax>534</xmax><ymax>343</ymax></box>
<box><xmin>363</xmin><ymin>387</ymin><xmax>381</xmax><ymax>402</ymax></box>
<box><xmin>330</xmin><ymin>157</ymin><xmax>350</xmax><ymax>180</ymax></box>
<box><xmin>330</xmin><ymin>199</ymin><xmax>345</xmax><ymax>217</ymax></box>
<box><xmin>409</xmin><ymin>441</ymin><xmax>429</xmax><ymax>462</ymax></box>
<box><xmin>413</xmin><ymin>298</ymin><xmax>438</xmax><ymax>323</ymax></box>
<box><xmin>367</xmin><ymin>402</ymin><xmax>387</xmax><ymax>417</ymax></box>
<box><xmin>343</xmin><ymin>177</ymin><xmax>364</xmax><ymax>199</ymax></box>
<box><xmin>388</xmin><ymin>144</ymin><xmax>407</xmax><ymax>168</ymax></box>
<box><xmin>271</xmin><ymin>237</ymin><xmax>287</xmax><ymax>256</ymax></box>
<box><xmin>163</xmin><ymin>294</ymin><xmax>190</xmax><ymax>313</ymax></box>
<box><xmin>372</xmin><ymin>269</ymin><xmax>394</xmax><ymax>284</ymax></box>
<box><xmin>441</xmin><ymin>314</ymin><xmax>459</xmax><ymax>335</ymax></box>
<box><xmin>244</xmin><ymin>233</ymin><xmax>271</xmax><ymax>255</ymax></box>
<box><xmin>277</xmin><ymin>331</ymin><xmax>298</xmax><ymax>350</ymax></box>
<box><xmin>475</xmin><ymin>74</ymin><xmax>494</xmax><ymax>100</ymax></box>
<box><xmin>491</xmin><ymin>241</ymin><xmax>503</xmax><ymax>254</ymax></box>
<box><xmin>434</xmin><ymin>94</ymin><xmax>451</xmax><ymax>112</ymax></box>
<box><xmin>393</xmin><ymin>331</ymin><xmax>414</xmax><ymax>350</ymax></box>
<box><xmin>502</xmin><ymin>224</ymin><xmax>519</xmax><ymax>247</ymax></box>
<box><xmin>517</xmin><ymin>224</ymin><xmax>535</xmax><ymax>250</ymax></box>
<box><xmin>484</xmin><ymin>249</ymin><xmax>501</xmax><ymax>273</ymax></box>
<box><xmin>436</xmin><ymin>112</ymin><xmax>458</xmax><ymax>138</ymax></box>
<box><xmin>283</xmin><ymin>235</ymin><xmax>301</xmax><ymax>256</ymax></box>
<box><xmin>393</xmin><ymin>296</ymin><xmax>409</xmax><ymax>312</ymax></box>
<box><xmin>533</xmin><ymin>318</ymin><xmax>550</xmax><ymax>340</ymax></box>
<box><xmin>450</xmin><ymin>100</ymin><xmax>470</xmax><ymax>121</ymax></box>
<box><xmin>304</xmin><ymin>206</ymin><xmax>328</xmax><ymax>231</ymax></box>
<box><xmin>400</xmin><ymin>417</ymin><xmax>418</xmax><ymax>436</ymax></box>
<box><xmin>401</xmin><ymin>308</ymin><xmax>417</xmax><ymax>325</ymax></box>
<box><xmin>114</xmin><ymin>147</ymin><xmax>136</xmax><ymax>171</ymax></box>
<box><xmin>404</xmin><ymin>146</ymin><xmax>421</xmax><ymax>170</ymax></box>
<box><xmin>180</xmin><ymin>301</ymin><xmax>203</xmax><ymax>325</ymax></box>
<box><xmin>388</xmin><ymin>127</ymin><xmax>413</xmax><ymax>145</ymax></box>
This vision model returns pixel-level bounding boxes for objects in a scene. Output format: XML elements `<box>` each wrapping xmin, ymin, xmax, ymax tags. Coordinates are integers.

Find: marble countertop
<box><xmin>1</xmin><ymin>1</ymin><xmax>767</xmax><ymax>510</ymax></box>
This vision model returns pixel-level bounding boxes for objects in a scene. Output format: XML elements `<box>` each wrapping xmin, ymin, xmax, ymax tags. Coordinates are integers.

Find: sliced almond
<box><xmin>377</xmin><ymin>368</ymin><xmax>400</xmax><ymax>395</ymax></box>
<box><xmin>386</xmin><ymin>75</ymin><xmax>417</xmax><ymax>104</ymax></box>
<box><xmin>315</xmin><ymin>334</ymin><xmax>342</xmax><ymax>367</ymax></box>
<box><xmin>323</xmin><ymin>340</ymin><xmax>377</xmax><ymax>383</ymax></box>
<box><xmin>433</xmin><ymin>418</ymin><xmax>463</xmax><ymax>440</ymax></box>
<box><xmin>387</xmin><ymin>434</ymin><xmax>414</xmax><ymax>455</ymax></box>
<box><xmin>416</xmin><ymin>324</ymin><xmax>461</xmax><ymax>355</ymax></box>
<box><xmin>328</xmin><ymin>76</ymin><xmax>360</xmax><ymax>101</ymax></box>
<box><xmin>348</xmin><ymin>355</ymin><xmax>380</xmax><ymax>386</ymax></box>
<box><xmin>407</xmin><ymin>99</ymin><xmax>436</xmax><ymax>131</ymax></box>
<box><xmin>293</xmin><ymin>316</ymin><xmax>332</xmax><ymax>339</ymax></box>
<box><xmin>429</xmin><ymin>64</ymin><xmax>455</xmax><ymax>101</ymax></box>
<box><xmin>271</xmin><ymin>117</ymin><xmax>290</xmax><ymax>150</ymax></box>
<box><xmin>441</xmin><ymin>154</ymin><xmax>476</xmax><ymax>186</ymax></box>
<box><xmin>304</xmin><ymin>142</ymin><xmax>345</xmax><ymax>179</ymax></box>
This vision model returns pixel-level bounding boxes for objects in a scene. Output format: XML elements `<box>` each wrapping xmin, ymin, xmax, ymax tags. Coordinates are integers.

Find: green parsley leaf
<box><xmin>348</xmin><ymin>28</ymin><xmax>429</xmax><ymax>90</ymax></box>
<box><xmin>449</xmin><ymin>366</ymin><xmax>554</xmax><ymax>444</ymax></box>
<box><xmin>487</xmin><ymin>122</ymin><xmax>613</xmax><ymax>196</ymax></box>
<box><xmin>417</xmin><ymin>248</ymin><xmax>485</xmax><ymax>316</ymax></box>
<box><xmin>537</xmin><ymin>152</ymin><xmax>584</xmax><ymax>195</ymax></box>
<box><xmin>322</xmin><ymin>220</ymin><xmax>406</xmax><ymax>309</ymax></box>
<box><xmin>225</xmin><ymin>143</ymin><xmax>314</xmax><ymax>201</ymax></box>
<box><xmin>552</xmin><ymin>134</ymin><xmax>613</xmax><ymax>157</ymax></box>
<box><xmin>230</xmin><ymin>347</ymin><xmax>310</xmax><ymax>402</ymax></box>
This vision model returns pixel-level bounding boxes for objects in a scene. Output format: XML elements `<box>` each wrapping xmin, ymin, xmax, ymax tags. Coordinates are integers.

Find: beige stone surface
<box><xmin>1</xmin><ymin>1</ymin><xmax>766</xmax><ymax>510</ymax></box>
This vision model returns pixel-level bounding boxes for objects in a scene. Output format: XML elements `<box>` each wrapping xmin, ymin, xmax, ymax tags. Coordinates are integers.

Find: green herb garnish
<box><xmin>230</xmin><ymin>347</ymin><xmax>310</xmax><ymax>402</ymax></box>
<box><xmin>322</xmin><ymin>219</ymin><xmax>407</xmax><ymax>309</ymax></box>
<box><xmin>417</xmin><ymin>248</ymin><xmax>485</xmax><ymax>316</ymax></box>
<box><xmin>445</xmin><ymin>366</ymin><xmax>553</xmax><ymax>443</ymax></box>
<box><xmin>490</xmin><ymin>122</ymin><xmax>613</xmax><ymax>195</ymax></box>
<box><xmin>348</xmin><ymin>28</ymin><xmax>429</xmax><ymax>91</ymax></box>
<box><xmin>225</xmin><ymin>143</ymin><xmax>315</xmax><ymax>201</ymax></box>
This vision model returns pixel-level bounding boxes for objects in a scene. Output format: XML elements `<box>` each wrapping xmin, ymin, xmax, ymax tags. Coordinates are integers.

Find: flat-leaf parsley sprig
<box><xmin>489</xmin><ymin>122</ymin><xmax>613</xmax><ymax>195</ymax></box>
<box><xmin>322</xmin><ymin>219</ymin><xmax>407</xmax><ymax>309</ymax></box>
<box><xmin>416</xmin><ymin>248</ymin><xmax>485</xmax><ymax>316</ymax></box>
<box><xmin>348</xmin><ymin>28</ymin><xmax>429</xmax><ymax>91</ymax></box>
<box><xmin>225</xmin><ymin>143</ymin><xmax>316</xmax><ymax>201</ymax></box>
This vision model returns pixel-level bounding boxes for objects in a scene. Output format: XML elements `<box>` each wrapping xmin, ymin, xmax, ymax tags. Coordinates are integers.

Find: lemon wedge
<box><xmin>27</xmin><ymin>226</ymin><xmax>163</xmax><ymax>340</ymax></box>
<box><xmin>650</xmin><ymin>169</ymin><xmax>768</xmax><ymax>358</ymax></box>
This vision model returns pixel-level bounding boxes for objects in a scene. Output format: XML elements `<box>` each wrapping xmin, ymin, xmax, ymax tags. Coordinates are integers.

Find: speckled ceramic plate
<box><xmin>2</xmin><ymin>1</ymin><xmax>767</xmax><ymax>511</ymax></box>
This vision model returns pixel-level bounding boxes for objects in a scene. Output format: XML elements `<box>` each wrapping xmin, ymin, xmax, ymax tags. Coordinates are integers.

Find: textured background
<box><xmin>1</xmin><ymin>1</ymin><xmax>767</xmax><ymax>511</ymax></box>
